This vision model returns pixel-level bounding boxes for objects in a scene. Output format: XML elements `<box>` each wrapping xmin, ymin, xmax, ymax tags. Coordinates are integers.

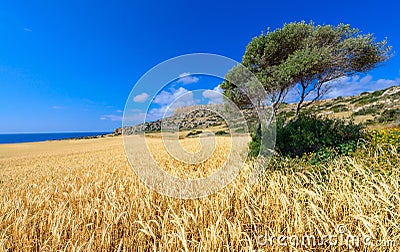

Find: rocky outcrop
<box><xmin>114</xmin><ymin>104</ymin><xmax>259</xmax><ymax>135</ymax></box>
<box><xmin>115</xmin><ymin>105</ymin><xmax>226</xmax><ymax>135</ymax></box>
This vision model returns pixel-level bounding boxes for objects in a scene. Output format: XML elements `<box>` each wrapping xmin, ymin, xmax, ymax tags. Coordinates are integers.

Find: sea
<box><xmin>0</xmin><ymin>132</ymin><xmax>112</xmax><ymax>144</ymax></box>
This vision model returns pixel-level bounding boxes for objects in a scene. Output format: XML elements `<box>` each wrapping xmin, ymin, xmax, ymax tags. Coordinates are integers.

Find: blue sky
<box><xmin>1</xmin><ymin>0</ymin><xmax>399</xmax><ymax>132</ymax></box>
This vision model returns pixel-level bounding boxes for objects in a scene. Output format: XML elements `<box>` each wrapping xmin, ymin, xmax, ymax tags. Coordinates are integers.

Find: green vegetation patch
<box><xmin>215</xmin><ymin>130</ymin><xmax>229</xmax><ymax>136</ymax></box>
<box><xmin>186</xmin><ymin>130</ymin><xmax>203</xmax><ymax>137</ymax></box>
<box><xmin>375</xmin><ymin>108</ymin><xmax>400</xmax><ymax>123</ymax></box>
<box><xmin>330</xmin><ymin>103</ymin><xmax>349</xmax><ymax>113</ymax></box>
<box><xmin>355</xmin><ymin>96</ymin><xmax>379</xmax><ymax>105</ymax></box>
<box><xmin>249</xmin><ymin>114</ymin><xmax>366</xmax><ymax>161</ymax></box>
<box><xmin>352</xmin><ymin>104</ymin><xmax>384</xmax><ymax>116</ymax></box>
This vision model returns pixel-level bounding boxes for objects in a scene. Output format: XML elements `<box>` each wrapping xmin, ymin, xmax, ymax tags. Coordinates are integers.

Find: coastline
<box><xmin>0</xmin><ymin>135</ymin><xmax>124</xmax><ymax>160</ymax></box>
<box><xmin>0</xmin><ymin>131</ymin><xmax>114</xmax><ymax>144</ymax></box>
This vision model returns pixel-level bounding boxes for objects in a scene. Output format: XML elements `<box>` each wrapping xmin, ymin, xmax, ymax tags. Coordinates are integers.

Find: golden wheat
<box><xmin>0</xmin><ymin>136</ymin><xmax>399</xmax><ymax>251</ymax></box>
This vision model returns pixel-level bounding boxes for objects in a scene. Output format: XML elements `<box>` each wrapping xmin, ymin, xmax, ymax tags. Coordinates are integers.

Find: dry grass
<box><xmin>144</xmin><ymin>135</ymin><xmax>234</xmax><ymax>179</ymax></box>
<box><xmin>0</xmin><ymin>136</ymin><xmax>399</xmax><ymax>251</ymax></box>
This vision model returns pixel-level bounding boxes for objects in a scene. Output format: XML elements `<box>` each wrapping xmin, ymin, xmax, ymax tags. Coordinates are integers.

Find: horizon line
<box><xmin>0</xmin><ymin>130</ymin><xmax>114</xmax><ymax>135</ymax></box>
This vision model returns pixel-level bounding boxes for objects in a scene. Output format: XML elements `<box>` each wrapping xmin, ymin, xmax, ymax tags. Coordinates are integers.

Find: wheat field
<box><xmin>0</xmin><ymin>135</ymin><xmax>399</xmax><ymax>251</ymax></box>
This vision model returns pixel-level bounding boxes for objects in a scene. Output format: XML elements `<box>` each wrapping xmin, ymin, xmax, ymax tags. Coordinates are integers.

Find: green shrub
<box><xmin>281</xmin><ymin>110</ymin><xmax>296</xmax><ymax>118</ymax></box>
<box><xmin>371</xmin><ymin>89</ymin><xmax>384</xmax><ymax>97</ymax></box>
<box><xmin>356</xmin><ymin>96</ymin><xmax>379</xmax><ymax>105</ymax></box>
<box><xmin>186</xmin><ymin>130</ymin><xmax>203</xmax><ymax>137</ymax></box>
<box><xmin>350</xmin><ymin>93</ymin><xmax>380</xmax><ymax>105</ymax></box>
<box><xmin>215</xmin><ymin>130</ymin><xmax>229</xmax><ymax>136</ymax></box>
<box><xmin>331</xmin><ymin>104</ymin><xmax>349</xmax><ymax>113</ymax></box>
<box><xmin>352</xmin><ymin>104</ymin><xmax>384</xmax><ymax>116</ymax></box>
<box><xmin>375</xmin><ymin>108</ymin><xmax>400</xmax><ymax>123</ymax></box>
<box><xmin>389</xmin><ymin>91</ymin><xmax>400</xmax><ymax>99</ymax></box>
<box><xmin>274</xmin><ymin>114</ymin><xmax>365</xmax><ymax>158</ymax></box>
<box><xmin>248</xmin><ymin>131</ymin><xmax>262</xmax><ymax>158</ymax></box>
<box><xmin>248</xmin><ymin>114</ymin><xmax>365</xmax><ymax>160</ymax></box>
<box><xmin>248</xmin><ymin>120</ymin><xmax>277</xmax><ymax>158</ymax></box>
<box><xmin>365</xmin><ymin>119</ymin><xmax>375</xmax><ymax>125</ymax></box>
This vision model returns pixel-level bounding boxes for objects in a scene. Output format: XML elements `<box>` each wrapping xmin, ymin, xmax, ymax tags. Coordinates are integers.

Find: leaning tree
<box><xmin>223</xmin><ymin>21</ymin><xmax>392</xmax><ymax>119</ymax></box>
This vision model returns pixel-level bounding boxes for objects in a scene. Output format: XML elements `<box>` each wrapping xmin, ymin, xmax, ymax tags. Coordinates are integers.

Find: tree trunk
<box><xmin>294</xmin><ymin>102</ymin><xmax>302</xmax><ymax>121</ymax></box>
<box><xmin>256</xmin><ymin>121</ymin><xmax>261</xmax><ymax>139</ymax></box>
<box><xmin>294</xmin><ymin>80</ymin><xmax>306</xmax><ymax>121</ymax></box>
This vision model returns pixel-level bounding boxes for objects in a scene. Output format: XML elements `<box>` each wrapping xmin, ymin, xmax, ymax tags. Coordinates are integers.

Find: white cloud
<box><xmin>202</xmin><ymin>85</ymin><xmax>223</xmax><ymax>104</ymax></box>
<box><xmin>133</xmin><ymin>92</ymin><xmax>149</xmax><ymax>103</ymax></box>
<box><xmin>177</xmin><ymin>72</ymin><xmax>199</xmax><ymax>84</ymax></box>
<box><xmin>148</xmin><ymin>87</ymin><xmax>197</xmax><ymax>120</ymax></box>
<box><xmin>153</xmin><ymin>87</ymin><xmax>192</xmax><ymax>105</ymax></box>
<box><xmin>24</xmin><ymin>27</ymin><xmax>32</xmax><ymax>32</ymax></box>
<box><xmin>284</xmin><ymin>75</ymin><xmax>400</xmax><ymax>103</ymax></box>
<box><xmin>324</xmin><ymin>75</ymin><xmax>399</xmax><ymax>98</ymax></box>
<box><xmin>146</xmin><ymin>107</ymin><xmax>169</xmax><ymax>121</ymax></box>
<box><xmin>52</xmin><ymin>105</ymin><xmax>64</xmax><ymax>109</ymax></box>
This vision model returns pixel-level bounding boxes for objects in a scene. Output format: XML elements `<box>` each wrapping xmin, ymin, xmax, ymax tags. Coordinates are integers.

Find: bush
<box><xmin>248</xmin><ymin>131</ymin><xmax>262</xmax><ymax>158</ymax></box>
<box><xmin>249</xmin><ymin>115</ymin><xmax>364</xmax><ymax>159</ymax></box>
<box><xmin>352</xmin><ymin>104</ymin><xmax>384</xmax><ymax>116</ymax></box>
<box><xmin>248</xmin><ymin>120</ymin><xmax>277</xmax><ymax>158</ymax></box>
<box><xmin>215</xmin><ymin>130</ymin><xmax>229</xmax><ymax>136</ymax></box>
<box><xmin>375</xmin><ymin>108</ymin><xmax>399</xmax><ymax>123</ymax></box>
<box><xmin>186</xmin><ymin>130</ymin><xmax>203</xmax><ymax>137</ymax></box>
<box><xmin>350</xmin><ymin>94</ymin><xmax>379</xmax><ymax>105</ymax></box>
<box><xmin>281</xmin><ymin>110</ymin><xmax>295</xmax><ymax>118</ymax></box>
<box><xmin>248</xmin><ymin>114</ymin><xmax>365</xmax><ymax>160</ymax></box>
<box><xmin>331</xmin><ymin>104</ymin><xmax>349</xmax><ymax>113</ymax></box>
<box><xmin>274</xmin><ymin>115</ymin><xmax>365</xmax><ymax>158</ymax></box>
<box><xmin>357</xmin><ymin>96</ymin><xmax>379</xmax><ymax>105</ymax></box>
<box><xmin>371</xmin><ymin>89</ymin><xmax>384</xmax><ymax>97</ymax></box>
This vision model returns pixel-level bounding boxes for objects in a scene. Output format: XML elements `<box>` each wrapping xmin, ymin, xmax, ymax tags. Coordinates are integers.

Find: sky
<box><xmin>1</xmin><ymin>0</ymin><xmax>399</xmax><ymax>133</ymax></box>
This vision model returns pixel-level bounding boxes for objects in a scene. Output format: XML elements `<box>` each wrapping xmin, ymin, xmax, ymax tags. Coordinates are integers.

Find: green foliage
<box><xmin>281</xmin><ymin>110</ymin><xmax>296</xmax><ymax>118</ymax></box>
<box><xmin>350</xmin><ymin>93</ymin><xmax>380</xmax><ymax>105</ymax></box>
<box><xmin>220</xmin><ymin>65</ymin><xmax>255</xmax><ymax>110</ymax></box>
<box><xmin>274</xmin><ymin>115</ymin><xmax>365</xmax><ymax>158</ymax></box>
<box><xmin>239</xmin><ymin>21</ymin><xmax>391</xmax><ymax>116</ymax></box>
<box><xmin>248</xmin><ymin>120</ymin><xmax>277</xmax><ymax>158</ymax></box>
<box><xmin>371</xmin><ymin>89</ymin><xmax>385</xmax><ymax>97</ymax></box>
<box><xmin>215</xmin><ymin>130</ymin><xmax>229</xmax><ymax>136</ymax></box>
<box><xmin>186</xmin><ymin>130</ymin><xmax>203</xmax><ymax>137</ymax></box>
<box><xmin>221</xmin><ymin>21</ymin><xmax>392</xmax><ymax>161</ymax></box>
<box><xmin>358</xmin><ymin>97</ymin><xmax>379</xmax><ymax>105</ymax></box>
<box><xmin>375</xmin><ymin>108</ymin><xmax>400</xmax><ymax>123</ymax></box>
<box><xmin>365</xmin><ymin>119</ymin><xmax>375</xmax><ymax>125</ymax></box>
<box><xmin>330</xmin><ymin>104</ymin><xmax>349</xmax><ymax>113</ymax></box>
<box><xmin>388</xmin><ymin>91</ymin><xmax>400</xmax><ymax>100</ymax></box>
<box><xmin>248</xmin><ymin>131</ymin><xmax>262</xmax><ymax>158</ymax></box>
<box><xmin>352</xmin><ymin>104</ymin><xmax>384</xmax><ymax>116</ymax></box>
<box><xmin>248</xmin><ymin>115</ymin><xmax>365</xmax><ymax>160</ymax></box>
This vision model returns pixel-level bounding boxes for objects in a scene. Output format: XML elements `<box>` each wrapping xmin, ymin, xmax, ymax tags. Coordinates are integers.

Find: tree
<box><xmin>220</xmin><ymin>64</ymin><xmax>270</xmax><ymax>137</ymax></box>
<box><xmin>223</xmin><ymin>21</ymin><xmax>392</xmax><ymax>119</ymax></box>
